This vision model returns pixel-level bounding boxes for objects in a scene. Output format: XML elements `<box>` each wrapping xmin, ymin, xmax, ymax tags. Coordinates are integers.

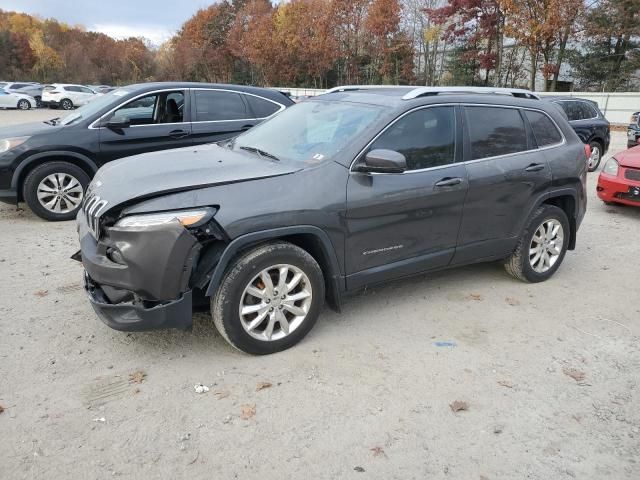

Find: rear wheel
<box><xmin>61</xmin><ymin>98</ymin><xmax>73</xmax><ymax>110</ymax></box>
<box><xmin>504</xmin><ymin>205</ymin><xmax>570</xmax><ymax>283</ymax></box>
<box><xmin>587</xmin><ymin>141</ymin><xmax>603</xmax><ymax>172</ymax></box>
<box><xmin>211</xmin><ymin>242</ymin><xmax>324</xmax><ymax>355</ymax></box>
<box><xmin>17</xmin><ymin>99</ymin><xmax>30</xmax><ymax>110</ymax></box>
<box><xmin>23</xmin><ymin>162</ymin><xmax>90</xmax><ymax>221</ymax></box>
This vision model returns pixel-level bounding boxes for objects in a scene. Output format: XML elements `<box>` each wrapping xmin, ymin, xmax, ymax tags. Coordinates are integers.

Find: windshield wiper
<box><xmin>43</xmin><ymin>117</ymin><xmax>60</xmax><ymax>126</ymax></box>
<box><xmin>239</xmin><ymin>146</ymin><xmax>280</xmax><ymax>161</ymax></box>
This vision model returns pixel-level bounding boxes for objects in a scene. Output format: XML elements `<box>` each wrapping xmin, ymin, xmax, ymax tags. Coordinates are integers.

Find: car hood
<box><xmin>616</xmin><ymin>147</ymin><xmax>640</xmax><ymax>168</ymax></box>
<box><xmin>0</xmin><ymin>121</ymin><xmax>61</xmax><ymax>138</ymax></box>
<box><xmin>87</xmin><ymin>143</ymin><xmax>302</xmax><ymax>212</ymax></box>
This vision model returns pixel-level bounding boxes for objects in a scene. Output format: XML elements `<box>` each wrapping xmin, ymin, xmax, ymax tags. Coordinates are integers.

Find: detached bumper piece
<box><xmin>84</xmin><ymin>273</ymin><xmax>193</xmax><ymax>331</ymax></box>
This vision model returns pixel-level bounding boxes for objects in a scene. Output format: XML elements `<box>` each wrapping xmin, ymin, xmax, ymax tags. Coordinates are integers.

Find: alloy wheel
<box><xmin>588</xmin><ymin>146</ymin><xmax>601</xmax><ymax>170</ymax></box>
<box><xmin>529</xmin><ymin>219</ymin><xmax>564</xmax><ymax>273</ymax></box>
<box><xmin>36</xmin><ymin>173</ymin><xmax>84</xmax><ymax>214</ymax></box>
<box><xmin>18</xmin><ymin>99</ymin><xmax>30</xmax><ymax>110</ymax></box>
<box><xmin>62</xmin><ymin>100</ymin><xmax>73</xmax><ymax>110</ymax></box>
<box><xmin>239</xmin><ymin>264</ymin><xmax>313</xmax><ymax>341</ymax></box>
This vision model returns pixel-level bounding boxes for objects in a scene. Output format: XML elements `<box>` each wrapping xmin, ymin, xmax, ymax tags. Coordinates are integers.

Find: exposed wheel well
<box><xmin>16</xmin><ymin>156</ymin><xmax>96</xmax><ymax>202</ymax></box>
<box><xmin>543</xmin><ymin>195</ymin><xmax>576</xmax><ymax>250</ymax></box>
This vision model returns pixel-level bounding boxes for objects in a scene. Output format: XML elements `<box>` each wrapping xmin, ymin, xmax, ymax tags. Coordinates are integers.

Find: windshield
<box><xmin>233</xmin><ymin>100</ymin><xmax>384</xmax><ymax>163</ymax></box>
<box><xmin>59</xmin><ymin>88</ymin><xmax>131</xmax><ymax>126</ymax></box>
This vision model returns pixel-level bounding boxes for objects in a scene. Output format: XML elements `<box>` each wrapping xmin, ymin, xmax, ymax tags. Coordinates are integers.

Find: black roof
<box><xmin>123</xmin><ymin>82</ymin><xmax>293</xmax><ymax>104</ymax></box>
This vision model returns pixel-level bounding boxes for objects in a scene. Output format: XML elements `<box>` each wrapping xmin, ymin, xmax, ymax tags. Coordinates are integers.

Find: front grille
<box><xmin>624</xmin><ymin>168</ymin><xmax>640</xmax><ymax>182</ymax></box>
<box><xmin>82</xmin><ymin>194</ymin><xmax>108</xmax><ymax>238</ymax></box>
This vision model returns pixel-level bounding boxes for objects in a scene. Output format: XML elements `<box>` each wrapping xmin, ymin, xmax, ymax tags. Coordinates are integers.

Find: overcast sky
<box><xmin>0</xmin><ymin>0</ymin><xmax>215</xmax><ymax>45</ymax></box>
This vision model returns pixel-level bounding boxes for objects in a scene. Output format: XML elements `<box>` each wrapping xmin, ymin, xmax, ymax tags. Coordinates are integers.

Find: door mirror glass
<box><xmin>357</xmin><ymin>149</ymin><xmax>407</xmax><ymax>173</ymax></box>
<box><xmin>106</xmin><ymin>115</ymin><xmax>131</xmax><ymax>129</ymax></box>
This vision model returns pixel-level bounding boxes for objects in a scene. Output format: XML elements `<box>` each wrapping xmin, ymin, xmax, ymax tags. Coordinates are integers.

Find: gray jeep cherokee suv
<box><xmin>76</xmin><ymin>86</ymin><xmax>588</xmax><ymax>354</ymax></box>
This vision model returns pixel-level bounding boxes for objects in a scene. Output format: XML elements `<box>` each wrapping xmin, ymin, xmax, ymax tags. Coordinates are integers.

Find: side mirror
<box><xmin>106</xmin><ymin>115</ymin><xmax>130</xmax><ymax>129</ymax></box>
<box><xmin>355</xmin><ymin>149</ymin><xmax>407</xmax><ymax>174</ymax></box>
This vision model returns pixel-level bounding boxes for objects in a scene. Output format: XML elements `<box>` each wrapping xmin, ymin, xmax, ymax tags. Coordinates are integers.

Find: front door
<box><xmin>345</xmin><ymin>105</ymin><xmax>468</xmax><ymax>290</ymax></box>
<box><xmin>97</xmin><ymin>89</ymin><xmax>192</xmax><ymax>165</ymax></box>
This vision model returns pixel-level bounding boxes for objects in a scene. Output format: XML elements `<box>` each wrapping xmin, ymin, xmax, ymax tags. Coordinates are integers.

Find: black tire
<box><xmin>23</xmin><ymin>161</ymin><xmax>90</xmax><ymax>221</ymax></box>
<box><xmin>17</xmin><ymin>99</ymin><xmax>30</xmax><ymax>110</ymax></box>
<box><xmin>587</xmin><ymin>140</ymin><xmax>603</xmax><ymax>172</ymax></box>
<box><xmin>61</xmin><ymin>98</ymin><xmax>73</xmax><ymax>110</ymax></box>
<box><xmin>34</xmin><ymin>96</ymin><xmax>42</xmax><ymax>108</ymax></box>
<box><xmin>504</xmin><ymin>205</ymin><xmax>570</xmax><ymax>283</ymax></box>
<box><xmin>211</xmin><ymin>241</ymin><xmax>325</xmax><ymax>355</ymax></box>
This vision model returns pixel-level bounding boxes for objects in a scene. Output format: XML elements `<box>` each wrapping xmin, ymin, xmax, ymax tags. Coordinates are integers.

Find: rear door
<box><xmin>97</xmin><ymin>89</ymin><xmax>192</xmax><ymax>164</ymax></box>
<box><xmin>190</xmin><ymin>89</ymin><xmax>257</xmax><ymax>145</ymax></box>
<box><xmin>452</xmin><ymin>105</ymin><xmax>552</xmax><ymax>264</ymax></box>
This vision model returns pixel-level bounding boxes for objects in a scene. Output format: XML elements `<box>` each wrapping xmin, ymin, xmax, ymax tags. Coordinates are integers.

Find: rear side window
<box><xmin>64</xmin><ymin>86</ymin><xmax>78</xmax><ymax>92</ymax></box>
<box><xmin>369</xmin><ymin>106</ymin><xmax>456</xmax><ymax>170</ymax></box>
<box><xmin>245</xmin><ymin>95</ymin><xmax>281</xmax><ymax>118</ymax></box>
<box><xmin>195</xmin><ymin>90</ymin><xmax>248</xmax><ymax>121</ymax></box>
<box><xmin>578</xmin><ymin>101</ymin><xmax>598</xmax><ymax>119</ymax></box>
<box><xmin>525</xmin><ymin>110</ymin><xmax>563</xmax><ymax>147</ymax></box>
<box><xmin>465</xmin><ymin>107</ymin><xmax>527</xmax><ymax>160</ymax></box>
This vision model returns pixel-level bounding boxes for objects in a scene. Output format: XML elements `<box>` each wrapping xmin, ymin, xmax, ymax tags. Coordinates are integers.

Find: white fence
<box><xmin>276</xmin><ymin>87</ymin><xmax>639</xmax><ymax>125</ymax></box>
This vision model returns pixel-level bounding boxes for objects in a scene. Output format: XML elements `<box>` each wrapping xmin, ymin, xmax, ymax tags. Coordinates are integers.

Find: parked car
<box><xmin>41</xmin><ymin>84</ymin><xmax>98</xmax><ymax>109</ymax></box>
<box><xmin>543</xmin><ymin>96</ymin><xmax>610</xmax><ymax>172</ymax></box>
<box><xmin>628</xmin><ymin>111</ymin><xmax>639</xmax><ymax>149</ymax></box>
<box><xmin>1</xmin><ymin>82</ymin><xmax>43</xmax><ymax>106</ymax></box>
<box><xmin>597</xmin><ymin>147</ymin><xmax>640</xmax><ymax>206</ymax></box>
<box><xmin>0</xmin><ymin>89</ymin><xmax>36</xmax><ymax>110</ymax></box>
<box><xmin>0</xmin><ymin>82</ymin><xmax>294</xmax><ymax>220</ymax></box>
<box><xmin>88</xmin><ymin>85</ymin><xmax>112</xmax><ymax>94</ymax></box>
<box><xmin>74</xmin><ymin>86</ymin><xmax>588</xmax><ymax>354</ymax></box>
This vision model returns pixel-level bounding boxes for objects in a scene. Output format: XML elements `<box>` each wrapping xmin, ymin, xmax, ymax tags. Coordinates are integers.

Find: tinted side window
<box><xmin>246</xmin><ymin>95</ymin><xmax>281</xmax><ymax>118</ymax></box>
<box><xmin>80</xmin><ymin>87</ymin><xmax>95</xmax><ymax>94</ymax></box>
<box><xmin>65</xmin><ymin>86</ymin><xmax>79</xmax><ymax>92</ymax></box>
<box><xmin>525</xmin><ymin>110</ymin><xmax>563</xmax><ymax>147</ymax></box>
<box><xmin>195</xmin><ymin>90</ymin><xmax>248</xmax><ymax>121</ymax></box>
<box><xmin>578</xmin><ymin>101</ymin><xmax>598</xmax><ymax>119</ymax></box>
<box><xmin>465</xmin><ymin>107</ymin><xmax>527</xmax><ymax>160</ymax></box>
<box><xmin>369</xmin><ymin>106</ymin><xmax>456</xmax><ymax>170</ymax></box>
<box><xmin>112</xmin><ymin>91</ymin><xmax>184</xmax><ymax>125</ymax></box>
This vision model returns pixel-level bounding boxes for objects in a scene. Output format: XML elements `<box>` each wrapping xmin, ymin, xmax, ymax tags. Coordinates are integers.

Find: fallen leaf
<box><xmin>480</xmin><ymin>476</ymin><xmax>490</xmax><ymax>480</ymax></box>
<box><xmin>0</xmin><ymin>404</ymin><xmax>4</xmax><ymax>414</ymax></box>
<box><xmin>468</xmin><ymin>293</ymin><xmax>483</xmax><ymax>301</ymax></box>
<box><xmin>370</xmin><ymin>446</ymin><xmax>386</xmax><ymax>457</ymax></box>
<box><xmin>450</xmin><ymin>400</ymin><xmax>469</xmax><ymax>412</ymax></box>
<box><xmin>497</xmin><ymin>380</ymin><xmax>514</xmax><ymax>389</ymax></box>
<box><xmin>133</xmin><ymin>388</ymin><xmax>140</xmax><ymax>394</ymax></box>
<box><xmin>240</xmin><ymin>404</ymin><xmax>256</xmax><ymax>420</ymax></box>
<box><xmin>354</xmin><ymin>466</ymin><xmax>365</xmax><ymax>473</ymax></box>
<box><xmin>563</xmin><ymin>367</ymin><xmax>585</xmax><ymax>382</ymax></box>
<box><xmin>214</xmin><ymin>390</ymin><xmax>230</xmax><ymax>400</ymax></box>
<box><xmin>505</xmin><ymin>297</ymin><xmax>520</xmax><ymax>306</ymax></box>
<box><xmin>129</xmin><ymin>370</ymin><xmax>147</xmax><ymax>384</ymax></box>
<box><xmin>34</xmin><ymin>290</ymin><xmax>49</xmax><ymax>297</ymax></box>
<box><xmin>256</xmin><ymin>382</ymin><xmax>272</xmax><ymax>392</ymax></box>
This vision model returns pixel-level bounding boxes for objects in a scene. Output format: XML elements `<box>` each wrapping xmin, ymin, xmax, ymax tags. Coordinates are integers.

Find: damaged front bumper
<box><xmin>76</xmin><ymin>211</ymin><xmax>200</xmax><ymax>331</ymax></box>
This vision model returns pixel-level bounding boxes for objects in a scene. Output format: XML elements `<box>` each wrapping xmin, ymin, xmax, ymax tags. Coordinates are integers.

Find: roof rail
<box><xmin>402</xmin><ymin>86</ymin><xmax>540</xmax><ymax>100</ymax></box>
<box><xmin>323</xmin><ymin>85</ymin><xmax>409</xmax><ymax>94</ymax></box>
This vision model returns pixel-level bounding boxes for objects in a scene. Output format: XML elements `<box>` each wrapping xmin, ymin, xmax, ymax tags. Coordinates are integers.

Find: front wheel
<box><xmin>211</xmin><ymin>242</ymin><xmax>325</xmax><ymax>355</ymax></box>
<box><xmin>61</xmin><ymin>98</ymin><xmax>73</xmax><ymax>110</ymax></box>
<box><xmin>17</xmin><ymin>99</ymin><xmax>30</xmax><ymax>110</ymax></box>
<box><xmin>588</xmin><ymin>141</ymin><xmax>603</xmax><ymax>172</ymax></box>
<box><xmin>23</xmin><ymin>161</ymin><xmax>90</xmax><ymax>221</ymax></box>
<box><xmin>504</xmin><ymin>205</ymin><xmax>570</xmax><ymax>283</ymax></box>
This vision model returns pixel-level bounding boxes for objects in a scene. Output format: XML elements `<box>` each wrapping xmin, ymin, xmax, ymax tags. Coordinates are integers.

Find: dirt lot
<box><xmin>1</xmin><ymin>109</ymin><xmax>639</xmax><ymax>479</ymax></box>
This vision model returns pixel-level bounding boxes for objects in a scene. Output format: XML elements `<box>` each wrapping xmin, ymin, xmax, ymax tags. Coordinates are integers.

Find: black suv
<box><xmin>544</xmin><ymin>96</ymin><xmax>610</xmax><ymax>171</ymax></box>
<box><xmin>0</xmin><ymin>82</ymin><xmax>293</xmax><ymax>221</ymax></box>
<box><xmin>76</xmin><ymin>86</ymin><xmax>588</xmax><ymax>354</ymax></box>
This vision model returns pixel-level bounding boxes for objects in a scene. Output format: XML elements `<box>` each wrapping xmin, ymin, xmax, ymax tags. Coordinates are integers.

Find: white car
<box><xmin>0</xmin><ymin>89</ymin><xmax>36</xmax><ymax>110</ymax></box>
<box><xmin>41</xmin><ymin>84</ymin><xmax>98</xmax><ymax>110</ymax></box>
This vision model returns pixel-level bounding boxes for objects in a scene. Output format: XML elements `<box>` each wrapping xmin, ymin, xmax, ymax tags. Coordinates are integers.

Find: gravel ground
<box><xmin>0</xmin><ymin>109</ymin><xmax>639</xmax><ymax>480</ymax></box>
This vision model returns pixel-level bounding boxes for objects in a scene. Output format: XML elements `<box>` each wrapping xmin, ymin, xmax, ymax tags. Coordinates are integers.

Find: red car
<box><xmin>597</xmin><ymin>146</ymin><xmax>640</xmax><ymax>206</ymax></box>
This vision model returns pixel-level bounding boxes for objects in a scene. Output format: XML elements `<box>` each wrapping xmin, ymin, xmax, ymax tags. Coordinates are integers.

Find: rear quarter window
<box><xmin>245</xmin><ymin>95</ymin><xmax>281</xmax><ymax>118</ymax></box>
<box><xmin>465</xmin><ymin>106</ymin><xmax>528</xmax><ymax>160</ymax></box>
<box><xmin>524</xmin><ymin>110</ymin><xmax>563</xmax><ymax>147</ymax></box>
